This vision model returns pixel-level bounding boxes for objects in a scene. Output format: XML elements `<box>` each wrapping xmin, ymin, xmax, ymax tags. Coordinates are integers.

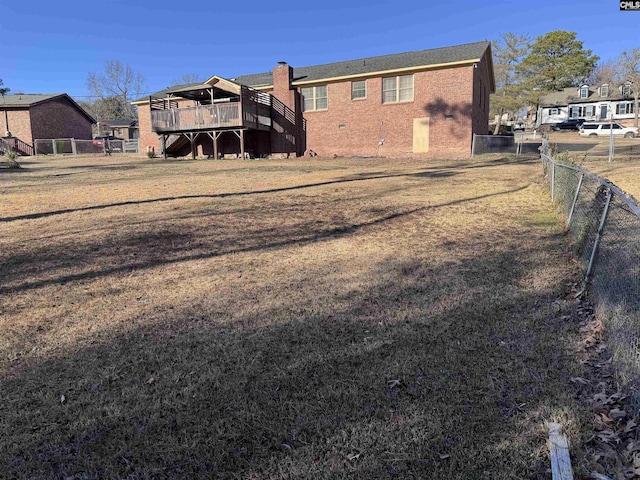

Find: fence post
<box><xmin>71</xmin><ymin>138</ymin><xmax>77</xmax><ymax>155</ymax></box>
<box><xmin>471</xmin><ymin>133</ymin><xmax>476</xmax><ymax>157</ymax></box>
<box><xmin>585</xmin><ymin>189</ymin><xmax>613</xmax><ymax>283</ymax></box>
<box><xmin>567</xmin><ymin>173</ymin><xmax>584</xmax><ymax>228</ymax></box>
<box><xmin>551</xmin><ymin>161</ymin><xmax>556</xmax><ymax>203</ymax></box>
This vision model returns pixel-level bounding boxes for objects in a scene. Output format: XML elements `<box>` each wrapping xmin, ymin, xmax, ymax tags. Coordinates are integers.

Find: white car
<box><xmin>579</xmin><ymin>122</ymin><xmax>638</xmax><ymax>138</ymax></box>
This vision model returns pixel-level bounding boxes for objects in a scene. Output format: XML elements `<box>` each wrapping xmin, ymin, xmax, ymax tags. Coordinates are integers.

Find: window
<box><xmin>549</xmin><ymin>108</ymin><xmax>559</xmax><ymax>115</ymax></box>
<box><xmin>600</xmin><ymin>85</ymin><xmax>609</xmax><ymax>97</ymax></box>
<box><xmin>616</xmin><ymin>102</ymin><xmax>635</xmax><ymax>115</ymax></box>
<box><xmin>301</xmin><ymin>85</ymin><xmax>328</xmax><ymax>111</ymax></box>
<box><xmin>570</xmin><ymin>105</ymin><xmax>594</xmax><ymax>118</ymax></box>
<box><xmin>622</xmin><ymin>84</ymin><xmax>632</xmax><ymax>96</ymax></box>
<box><xmin>382</xmin><ymin>75</ymin><xmax>414</xmax><ymax>104</ymax></box>
<box><xmin>351</xmin><ymin>80</ymin><xmax>366</xmax><ymax>100</ymax></box>
<box><xmin>579</xmin><ymin>86</ymin><xmax>589</xmax><ymax>98</ymax></box>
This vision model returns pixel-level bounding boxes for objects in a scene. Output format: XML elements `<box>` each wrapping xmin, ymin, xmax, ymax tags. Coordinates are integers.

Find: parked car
<box><xmin>551</xmin><ymin>119</ymin><xmax>584</xmax><ymax>131</ymax></box>
<box><xmin>578</xmin><ymin>122</ymin><xmax>638</xmax><ymax>138</ymax></box>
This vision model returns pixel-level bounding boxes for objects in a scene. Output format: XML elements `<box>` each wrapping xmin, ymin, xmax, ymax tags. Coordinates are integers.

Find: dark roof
<box><xmin>139</xmin><ymin>82</ymin><xmax>207</xmax><ymax>101</ymax></box>
<box><xmin>539</xmin><ymin>85</ymin><xmax>635</xmax><ymax>107</ymax></box>
<box><xmin>138</xmin><ymin>41</ymin><xmax>492</xmax><ymax>102</ymax></box>
<box><xmin>0</xmin><ymin>93</ymin><xmax>95</xmax><ymax>124</ymax></box>
<box><xmin>232</xmin><ymin>41</ymin><xmax>491</xmax><ymax>87</ymax></box>
<box><xmin>1</xmin><ymin>93</ymin><xmax>64</xmax><ymax>106</ymax></box>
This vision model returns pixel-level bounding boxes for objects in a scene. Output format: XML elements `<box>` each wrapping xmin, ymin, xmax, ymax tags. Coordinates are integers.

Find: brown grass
<box><xmin>548</xmin><ymin>131</ymin><xmax>640</xmax><ymax>199</ymax></box>
<box><xmin>1</xmin><ymin>154</ymin><xmax>591</xmax><ymax>479</ymax></box>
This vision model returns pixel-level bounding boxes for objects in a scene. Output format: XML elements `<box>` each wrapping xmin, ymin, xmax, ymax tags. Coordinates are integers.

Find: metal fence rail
<box><xmin>540</xmin><ymin>139</ymin><xmax>640</xmax><ymax>404</ymax></box>
<box><xmin>34</xmin><ymin>138</ymin><xmax>140</xmax><ymax>157</ymax></box>
<box><xmin>471</xmin><ymin>133</ymin><xmax>542</xmax><ymax>156</ymax></box>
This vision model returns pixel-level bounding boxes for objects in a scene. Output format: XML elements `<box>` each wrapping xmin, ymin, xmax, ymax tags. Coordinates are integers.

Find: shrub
<box><xmin>3</xmin><ymin>149</ymin><xmax>22</xmax><ymax>169</ymax></box>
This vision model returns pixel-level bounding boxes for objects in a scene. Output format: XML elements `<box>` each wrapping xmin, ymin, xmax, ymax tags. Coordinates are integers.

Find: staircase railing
<box><xmin>0</xmin><ymin>137</ymin><xmax>34</xmax><ymax>156</ymax></box>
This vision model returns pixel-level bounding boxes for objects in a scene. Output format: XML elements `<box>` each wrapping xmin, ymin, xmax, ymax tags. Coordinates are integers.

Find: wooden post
<box><xmin>240</xmin><ymin>129</ymin><xmax>245</xmax><ymax>159</ymax></box>
<box><xmin>189</xmin><ymin>133</ymin><xmax>196</xmax><ymax>160</ymax></box>
<box><xmin>213</xmin><ymin>132</ymin><xmax>219</xmax><ymax>159</ymax></box>
<box><xmin>162</xmin><ymin>135</ymin><xmax>167</xmax><ymax>159</ymax></box>
<box><xmin>548</xmin><ymin>423</ymin><xmax>574</xmax><ymax>480</ymax></box>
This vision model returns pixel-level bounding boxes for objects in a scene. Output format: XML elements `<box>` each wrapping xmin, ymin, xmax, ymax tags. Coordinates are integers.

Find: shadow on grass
<box><xmin>0</xmin><ymin>157</ymin><xmax>534</xmax><ymax>224</ymax></box>
<box><xmin>0</xmin><ymin>185</ymin><xmax>531</xmax><ymax>294</ymax></box>
<box><xmin>1</xmin><ymin>249</ymin><xmax>584</xmax><ymax>479</ymax></box>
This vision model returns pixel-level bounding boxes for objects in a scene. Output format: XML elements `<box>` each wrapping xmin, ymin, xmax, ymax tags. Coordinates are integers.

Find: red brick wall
<box><xmin>1</xmin><ymin>108</ymin><xmax>33</xmax><ymax>145</ymax></box>
<box><xmin>29</xmin><ymin>97</ymin><xmax>93</xmax><ymax>140</ymax></box>
<box><xmin>297</xmin><ymin>65</ymin><xmax>480</xmax><ymax>158</ymax></box>
<box><xmin>472</xmin><ymin>53</ymin><xmax>491</xmax><ymax>137</ymax></box>
<box><xmin>137</xmin><ymin>105</ymin><xmax>161</xmax><ymax>154</ymax></box>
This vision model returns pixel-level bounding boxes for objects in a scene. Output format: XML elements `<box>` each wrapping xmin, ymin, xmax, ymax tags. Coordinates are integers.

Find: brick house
<box><xmin>0</xmin><ymin>94</ymin><xmax>95</xmax><ymax>155</ymax></box>
<box><xmin>134</xmin><ymin>41</ymin><xmax>494</xmax><ymax>158</ymax></box>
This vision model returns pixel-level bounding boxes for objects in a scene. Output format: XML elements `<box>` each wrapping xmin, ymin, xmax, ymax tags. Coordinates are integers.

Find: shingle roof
<box><xmin>539</xmin><ymin>85</ymin><xmax>634</xmax><ymax>106</ymax></box>
<box><xmin>232</xmin><ymin>41</ymin><xmax>491</xmax><ymax>87</ymax></box>
<box><xmin>0</xmin><ymin>93</ymin><xmax>63</xmax><ymax>106</ymax></box>
<box><xmin>138</xmin><ymin>41</ymin><xmax>492</xmax><ymax>103</ymax></box>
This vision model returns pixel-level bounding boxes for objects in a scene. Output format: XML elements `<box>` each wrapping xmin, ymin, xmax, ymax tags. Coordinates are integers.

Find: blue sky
<box><xmin>1</xmin><ymin>0</ymin><xmax>637</xmax><ymax>100</ymax></box>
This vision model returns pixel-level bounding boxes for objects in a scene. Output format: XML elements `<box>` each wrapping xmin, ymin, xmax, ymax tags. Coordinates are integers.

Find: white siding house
<box><xmin>536</xmin><ymin>84</ymin><xmax>637</xmax><ymax>127</ymax></box>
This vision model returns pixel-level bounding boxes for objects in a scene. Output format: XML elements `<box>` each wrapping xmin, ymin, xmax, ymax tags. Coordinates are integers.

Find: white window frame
<box><xmin>622</xmin><ymin>84</ymin><xmax>632</xmax><ymax>96</ymax></box>
<box><xmin>351</xmin><ymin>80</ymin><xmax>366</xmax><ymax>100</ymax></box>
<box><xmin>600</xmin><ymin>85</ymin><xmax>609</xmax><ymax>97</ymax></box>
<box><xmin>301</xmin><ymin>85</ymin><xmax>328</xmax><ymax>112</ymax></box>
<box><xmin>382</xmin><ymin>75</ymin><xmax>414</xmax><ymax>104</ymax></box>
<box><xmin>549</xmin><ymin>108</ymin><xmax>559</xmax><ymax>115</ymax></box>
<box><xmin>616</xmin><ymin>102</ymin><xmax>635</xmax><ymax>115</ymax></box>
<box><xmin>579</xmin><ymin>86</ymin><xmax>589</xmax><ymax>99</ymax></box>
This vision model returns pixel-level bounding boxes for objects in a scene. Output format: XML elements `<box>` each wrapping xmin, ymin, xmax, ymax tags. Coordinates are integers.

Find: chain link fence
<box><xmin>34</xmin><ymin>138</ymin><xmax>140</xmax><ymax>157</ymax></box>
<box><xmin>472</xmin><ymin>132</ymin><xmax>542</xmax><ymax>156</ymax></box>
<box><xmin>540</xmin><ymin>139</ymin><xmax>640</xmax><ymax>407</ymax></box>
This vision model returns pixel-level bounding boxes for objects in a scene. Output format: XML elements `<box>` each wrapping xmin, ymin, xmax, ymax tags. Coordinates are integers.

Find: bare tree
<box><xmin>586</xmin><ymin>59</ymin><xmax>618</xmax><ymax>86</ymax></box>
<box><xmin>618</xmin><ymin>48</ymin><xmax>640</xmax><ymax>128</ymax></box>
<box><xmin>87</xmin><ymin>60</ymin><xmax>147</xmax><ymax>121</ymax></box>
<box><xmin>170</xmin><ymin>74</ymin><xmax>206</xmax><ymax>86</ymax></box>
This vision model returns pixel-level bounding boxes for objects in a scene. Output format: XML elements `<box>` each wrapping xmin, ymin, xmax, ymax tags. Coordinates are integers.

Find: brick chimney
<box><xmin>272</xmin><ymin>61</ymin><xmax>295</xmax><ymax>111</ymax></box>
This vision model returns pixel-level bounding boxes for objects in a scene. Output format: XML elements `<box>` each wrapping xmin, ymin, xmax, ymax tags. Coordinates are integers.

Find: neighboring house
<box><xmin>98</xmin><ymin>119</ymin><xmax>139</xmax><ymax>139</ymax></box>
<box><xmin>0</xmin><ymin>93</ymin><xmax>95</xmax><ymax>155</ymax></box>
<box><xmin>537</xmin><ymin>83</ymin><xmax>637</xmax><ymax>127</ymax></box>
<box><xmin>134</xmin><ymin>41</ymin><xmax>494</xmax><ymax>158</ymax></box>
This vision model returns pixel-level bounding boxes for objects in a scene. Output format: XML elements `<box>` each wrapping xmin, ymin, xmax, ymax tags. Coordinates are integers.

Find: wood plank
<box><xmin>548</xmin><ymin>423</ymin><xmax>574</xmax><ymax>480</ymax></box>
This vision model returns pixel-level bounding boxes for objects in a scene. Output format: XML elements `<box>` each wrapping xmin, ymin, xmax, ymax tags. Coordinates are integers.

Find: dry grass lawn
<box><xmin>548</xmin><ymin>131</ymin><xmax>640</xmax><ymax>198</ymax></box>
<box><xmin>1</xmin><ymin>154</ymin><xmax>591</xmax><ymax>479</ymax></box>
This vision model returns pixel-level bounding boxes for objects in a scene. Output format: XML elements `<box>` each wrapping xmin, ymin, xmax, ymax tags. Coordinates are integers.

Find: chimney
<box><xmin>272</xmin><ymin>61</ymin><xmax>295</xmax><ymax>111</ymax></box>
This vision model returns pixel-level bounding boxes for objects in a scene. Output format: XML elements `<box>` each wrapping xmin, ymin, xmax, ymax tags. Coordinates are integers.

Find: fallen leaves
<box><xmin>574</xmin><ymin>298</ymin><xmax>640</xmax><ymax>479</ymax></box>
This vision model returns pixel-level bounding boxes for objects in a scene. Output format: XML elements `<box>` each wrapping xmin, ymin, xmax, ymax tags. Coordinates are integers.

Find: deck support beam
<box><xmin>232</xmin><ymin>129</ymin><xmax>246</xmax><ymax>159</ymax></box>
<box><xmin>206</xmin><ymin>131</ymin><xmax>222</xmax><ymax>159</ymax></box>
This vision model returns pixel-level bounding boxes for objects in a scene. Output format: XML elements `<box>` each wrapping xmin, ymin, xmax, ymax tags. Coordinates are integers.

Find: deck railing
<box><xmin>0</xmin><ymin>136</ymin><xmax>34</xmax><ymax>156</ymax></box>
<box><xmin>151</xmin><ymin>103</ymin><xmax>242</xmax><ymax>133</ymax></box>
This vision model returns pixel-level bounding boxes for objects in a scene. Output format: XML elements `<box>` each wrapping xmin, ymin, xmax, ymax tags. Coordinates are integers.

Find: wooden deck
<box><xmin>151</xmin><ymin>103</ymin><xmax>242</xmax><ymax>133</ymax></box>
<box><xmin>150</xmin><ymin>88</ymin><xmax>272</xmax><ymax>134</ymax></box>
